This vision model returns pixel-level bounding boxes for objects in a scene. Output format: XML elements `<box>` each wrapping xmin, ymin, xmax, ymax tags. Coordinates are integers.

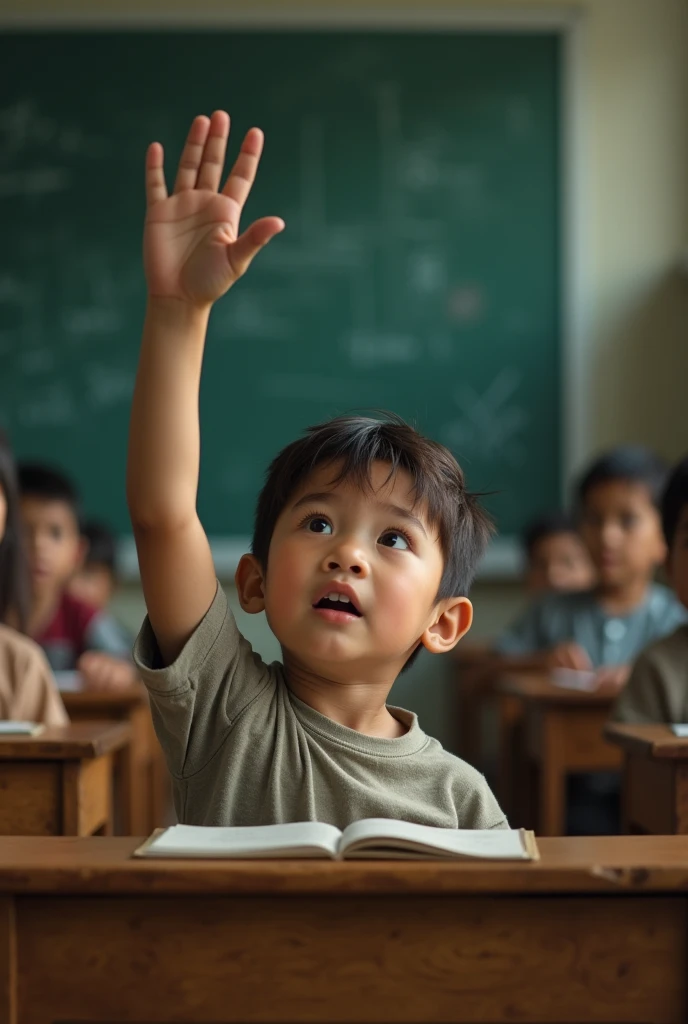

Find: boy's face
<box><xmin>527</xmin><ymin>531</ymin><xmax>594</xmax><ymax>594</ymax></box>
<box><xmin>248</xmin><ymin>461</ymin><xmax>469</xmax><ymax>680</ymax></box>
<box><xmin>20</xmin><ymin>498</ymin><xmax>84</xmax><ymax>599</ymax></box>
<box><xmin>579</xmin><ymin>480</ymin><xmax>666</xmax><ymax>590</ymax></box>
<box><xmin>667</xmin><ymin>503</ymin><xmax>688</xmax><ymax>609</ymax></box>
<box><xmin>68</xmin><ymin>564</ymin><xmax>115</xmax><ymax>611</ymax></box>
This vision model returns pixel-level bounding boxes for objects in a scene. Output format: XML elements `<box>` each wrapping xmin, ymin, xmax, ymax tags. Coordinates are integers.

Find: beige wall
<box><xmin>9</xmin><ymin>0</ymin><xmax>687</xmax><ymax>750</ymax></box>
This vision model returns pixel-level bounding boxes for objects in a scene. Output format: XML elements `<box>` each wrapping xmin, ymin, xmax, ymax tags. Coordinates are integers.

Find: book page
<box><xmin>137</xmin><ymin>821</ymin><xmax>343</xmax><ymax>859</ymax></box>
<box><xmin>339</xmin><ymin>819</ymin><xmax>533</xmax><ymax>859</ymax></box>
<box><xmin>0</xmin><ymin>721</ymin><xmax>44</xmax><ymax>736</ymax></box>
<box><xmin>671</xmin><ymin>724</ymin><xmax>688</xmax><ymax>738</ymax></box>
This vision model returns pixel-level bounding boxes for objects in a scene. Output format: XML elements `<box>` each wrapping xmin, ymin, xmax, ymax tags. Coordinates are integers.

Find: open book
<box><xmin>0</xmin><ymin>721</ymin><xmax>45</xmax><ymax>736</ymax></box>
<box><xmin>134</xmin><ymin>819</ymin><xmax>538</xmax><ymax>861</ymax></box>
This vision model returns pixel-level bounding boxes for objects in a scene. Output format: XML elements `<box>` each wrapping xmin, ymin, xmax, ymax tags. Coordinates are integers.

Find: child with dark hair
<box><xmin>0</xmin><ymin>441</ymin><xmax>68</xmax><ymax>725</ymax></box>
<box><xmin>69</xmin><ymin>520</ymin><xmax>120</xmax><ymax>612</ymax></box>
<box><xmin>494</xmin><ymin>445</ymin><xmax>687</xmax><ymax>687</ymax></box>
<box><xmin>18</xmin><ymin>464</ymin><xmax>137</xmax><ymax>691</ymax></box>
<box><xmin>522</xmin><ymin>512</ymin><xmax>594</xmax><ymax>595</ymax></box>
<box><xmin>611</xmin><ymin>456</ymin><xmax>688</xmax><ymax>723</ymax></box>
<box><xmin>127</xmin><ymin>111</ymin><xmax>506</xmax><ymax>830</ymax></box>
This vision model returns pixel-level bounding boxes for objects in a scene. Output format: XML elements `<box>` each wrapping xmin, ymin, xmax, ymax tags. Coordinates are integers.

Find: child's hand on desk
<box><xmin>144</xmin><ymin>110</ymin><xmax>284</xmax><ymax>307</ymax></box>
<box><xmin>545</xmin><ymin>641</ymin><xmax>592</xmax><ymax>672</ymax></box>
<box><xmin>77</xmin><ymin>652</ymin><xmax>138</xmax><ymax>691</ymax></box>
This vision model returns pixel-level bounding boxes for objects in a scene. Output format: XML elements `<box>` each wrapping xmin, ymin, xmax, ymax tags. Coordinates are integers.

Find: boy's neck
<box><xmin>283</xmin><ymin>658</ymin><xmax>407</xmax><ymax>738</ymax></box>
<box><xmin>595</xmin><ymin>577</ymin><xmax>652</xmax><ymax>616</ymax></box>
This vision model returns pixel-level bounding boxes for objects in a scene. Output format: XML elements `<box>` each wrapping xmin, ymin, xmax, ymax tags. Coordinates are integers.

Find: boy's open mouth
<box><xmin>313</xmin><ymin>594</ymin><xmax>362</xmax><ymax>618</ymax></box>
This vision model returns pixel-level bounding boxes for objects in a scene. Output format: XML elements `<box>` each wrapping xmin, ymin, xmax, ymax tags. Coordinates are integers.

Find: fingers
<box><xmin>221</xmin><ymin>127</ymin><xmax>265</xmax><ymax>210</ymax></box>
<box><xmin>196</xmin><ymin>110</ymin><xmax>231</xmax><ymax>192</ymax></box>
<box><xmin>227</xmin><ymin>216</ymin><xmax>285</xmax><ymax>279</ymax></box>
<box><xmin>173</xmin><ymin>114</ymin><xmax>211</xmax><ymax>194</ymax></box>
<box><xmin>145</xmin><ymin>142</ymin><xmax>168</xmax><ymax>207</ymax></box>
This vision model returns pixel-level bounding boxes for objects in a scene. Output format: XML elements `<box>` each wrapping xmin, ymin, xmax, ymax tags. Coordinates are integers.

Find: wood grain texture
<box><xmin>0</xmin><ymin>765</ymin><xmax>60</xmax><ymax>836</ymax></box>
<box><xmin>15</xmin><ymin>894</ymin><xmax>686</xmax><ymax>1023</ymax></box>
<box><xmin>1</xmin><ymin>836</ymin><xmax>688</xmax><ymax>895</ymax></box>
<box><xmin>0</xmin><ymin>721</ymin><xmax>130</xmax><ymax>760</ymax></box>
<box><xmin>0</xmin><ymin>897</ymin><xmax>16</xmax><ymax>1024</ymax></box>
<box><xmin>61</xmin><ymin>755</ymin><xmax>112</xmax><ymax>836</ymax></box>
<box><xmin>606</xmin><ymin>722</ymin><xmax>688</xmax><ymax>759</ymax></box>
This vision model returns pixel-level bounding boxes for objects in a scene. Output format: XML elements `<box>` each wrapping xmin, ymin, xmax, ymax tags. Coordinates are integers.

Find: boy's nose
<box><xmin>322</xmin><ymin>543</ymin><xmax>370</xmax><ymax>577</ymax></box>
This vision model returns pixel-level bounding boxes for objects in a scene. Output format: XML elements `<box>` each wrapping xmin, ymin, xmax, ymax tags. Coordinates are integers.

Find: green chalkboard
<box><xmin>0</xmin><ymin>30</ymin><xmax>560</xmax><ymax>539</ymax></box>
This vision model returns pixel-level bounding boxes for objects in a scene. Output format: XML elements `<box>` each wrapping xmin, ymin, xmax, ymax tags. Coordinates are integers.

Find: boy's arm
<box><xmin>127</xmin><ymin>112</ymin><xmax>283</xmax><ymax>665</ymax></box>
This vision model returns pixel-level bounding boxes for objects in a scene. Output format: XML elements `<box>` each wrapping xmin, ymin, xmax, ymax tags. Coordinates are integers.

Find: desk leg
<box><xmin>62</xmin><ymin>756</ymin><xmax>114</xmax><ymax>836</ymax></box>
<box><xmin>539</xmin><ymin>710</ymin><xmax>566</xmax><ymax>836</ymax></box>
<box><xmin>675</xmin><ymin>765</ymin><xmax>688</xmax><ymax>834</ymax></box>
<box><xmin>0</xmin><ymin>897</ymin><xmax>16</xmax><ymax>1024</ymax></box>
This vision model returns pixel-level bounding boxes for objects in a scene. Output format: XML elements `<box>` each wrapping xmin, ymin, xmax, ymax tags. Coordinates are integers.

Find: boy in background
<box><xmin>522</xmin><ymin>512</ymin><xmax>594</xmax><ymax>595</ymax></box>
<box><xmin>18</xmin><ymin>464</ymin><xmax>138</xmax><ymax>691</ymax></box>
<box><xmin>127</xmin><ymin>110</ymin><xmax>506</xmax><ymax>831</ymax></box>
<box><xmin>493</xmin><ymin>447</ymin><xmax>687</xmax><ymax>687</ymax></box>
<box><xmin>611</xmin><ymin>456</ymin><xmax>688</xmax><ymax>723</ymax></box>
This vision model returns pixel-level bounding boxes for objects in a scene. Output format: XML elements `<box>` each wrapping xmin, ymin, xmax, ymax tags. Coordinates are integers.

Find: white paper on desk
<box><xmin>54</xmin><ymin>671</ymin><xmax>84</xmax><ymax>693</ymax></box>
<box><xmin>552</xmin><ymin>668</ymin><xmax>599</xmax><ymax>692</ymax></box>
<box><xmin>671</xmin><ymin>724</ymin><xmax>688</xmax><ymax>737</ymax></box>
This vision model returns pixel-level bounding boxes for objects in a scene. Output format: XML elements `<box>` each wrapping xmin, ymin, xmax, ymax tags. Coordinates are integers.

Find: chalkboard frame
<box><xmin>1</xmin><ymin>4</ymin><xmax>586</xmax><ymax>581</ymax></box>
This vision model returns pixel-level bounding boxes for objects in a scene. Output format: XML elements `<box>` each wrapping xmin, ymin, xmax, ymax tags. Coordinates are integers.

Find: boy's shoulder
<box><xmin>634</xmin><ymin>623</ymin><xmax>688</xmax><ymax>674</ymax></box>
<box><xmin>417</xmin><ymin>733</ymin><xmax>507</xmax><ymax>829</ymax></box>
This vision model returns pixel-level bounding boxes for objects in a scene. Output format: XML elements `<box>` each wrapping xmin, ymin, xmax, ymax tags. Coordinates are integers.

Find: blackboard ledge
<box><xmin>118</xmin><ymin>535</ymin><xmax>522</xmax><ymax>584</ymax></box>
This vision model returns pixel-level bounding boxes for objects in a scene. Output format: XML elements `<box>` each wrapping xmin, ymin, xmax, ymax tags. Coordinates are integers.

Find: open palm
<box><xmin>144</xmin><ymin>111</ymin><xmax>284</xmax><ymax>305</ymax></box>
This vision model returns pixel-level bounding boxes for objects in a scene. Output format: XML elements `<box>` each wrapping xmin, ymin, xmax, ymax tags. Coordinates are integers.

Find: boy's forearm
<box><xmin>127</xmin><ymin>299</ymin><xmax>211</xmax><ymax>529</ymax></box>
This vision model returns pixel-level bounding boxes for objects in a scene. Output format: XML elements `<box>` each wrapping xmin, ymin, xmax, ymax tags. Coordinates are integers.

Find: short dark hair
<box><xmin>17</xmin><ymin>462</ymin><xmax>82</xmax><ymax>527</ymax></box>
<box><xmin>252</xmin><ymin>414</ymin><xmax>494</xmax><ymax>601</ymax></box>
<box><xmin>522</xmin><ymin>511</ymin><xmax>579</xmax><ymax>560</ymax></box>
<box><xmin>576</xmin><ymin>445</ymin><xmax>669</xmax><ymax>510</ymax></box>
<box><xmin>661</xmin><ymin>456</ymin><xmax>688</xmax><ymax>549</ymax></box>
<box><xmin>82</xmin><ymin>520</ymin><xmax>118</xmax><ymax>575</ymax></box>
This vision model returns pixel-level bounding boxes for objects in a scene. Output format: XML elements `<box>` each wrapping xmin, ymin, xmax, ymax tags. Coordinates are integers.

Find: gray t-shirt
<box><xmin>611</xmin><ymin>625</ymin><xmax>688</xmax><ymax>724</ymax></box>
<box><xmin>494</xmin><ymin>584</ymin><xmax>687</xmax><ymax>667</ymax></box>
<box><xmin>133</xmin><ymin>584</ymin><xmax>507</xmax><ymax>831</ymax></box>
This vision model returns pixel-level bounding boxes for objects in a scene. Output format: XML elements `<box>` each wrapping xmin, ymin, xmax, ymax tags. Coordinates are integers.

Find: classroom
<box><xmin>0</xmin><ymin>0</ymin><xmax>687</xmax><ymax>1020</ymax></box>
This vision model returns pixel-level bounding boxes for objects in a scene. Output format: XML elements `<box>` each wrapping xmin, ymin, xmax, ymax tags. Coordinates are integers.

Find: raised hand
<box><xmin>143</xmin><ymin>110</ymin><xmax>284</xmax><ymax>306</ymax></box>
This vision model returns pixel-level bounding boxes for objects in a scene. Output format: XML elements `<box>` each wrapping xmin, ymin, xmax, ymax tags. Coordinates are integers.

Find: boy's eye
<box><xmin>379</xmin><ymin>531</ymin><xmax>409</xmax><ymax>550</ymax></box>
<box><xmin>307</xmin><ymin>517</ymin><xmax>332</xmax><ymax>535</ymax></box>
<box><xmin>620</xmin><ymin>514</ymin><xmax>639</xmax><ymax>529</ymax></box>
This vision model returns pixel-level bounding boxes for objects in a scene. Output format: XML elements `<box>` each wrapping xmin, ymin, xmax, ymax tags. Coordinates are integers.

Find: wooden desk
<box><xmin>496</xmin><ymin>674</ymin><xmax>621</xmax><ymax>835</ymax></box>
<box><xmin>1</xmin><ymin>835</ymin><xmax>688</xmax><ymax>1023</ymax></box>
<box><xmin>0</xmin><ymin>722</ymin><xmax>129</xmax><ymax>837</ymax></box>
<box><xmin>62</xmin><ymin>687</ymin><xmax>171</xmax><ymax>834</ymax></box>
<box><xmin>605</xmin><ymin>722</ymin><xmax>688</xmax><ymax>835</ymax></box>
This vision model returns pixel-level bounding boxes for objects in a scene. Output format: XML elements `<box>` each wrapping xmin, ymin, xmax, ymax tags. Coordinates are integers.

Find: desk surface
<box><xmin>61</xmin><ymin>686</ymin><xmax>146</xmax><ymax>713</ymax></box>
<box><xmin>497</xmin><ymin>672</ymin><xmax>617</xmax><ymax>707</ymax></box>
<box><xmin>0</xmin><ymin>721</ymin><xmax>131</xmax><ymax>759</ymax></box>
<box><xmin>0</xmin><ymin>835</ymin><xmax>687</xmax><ymax>895</ymax></box>
<box><xmin>605</xmin><ymin>722</ymin><xmax>688</xmax><ymax>758</ymax></box>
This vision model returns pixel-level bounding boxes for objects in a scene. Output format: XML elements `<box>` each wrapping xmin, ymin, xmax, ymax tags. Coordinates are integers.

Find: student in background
<box><xmin>0</xmin><ymin>442</ymin><xmax>68</xmax><ymax>725</ymax></box>
<box><xmin>70</xmin><ymin>520</ymin><xmax>127</xmax><ymax>615</ymax></box>
<box><xmin>18</xmin><ymin>464</ymin><xmax>138</xmax><ymax>691</ymax></box>
<box><xmin>492</xmin><ymin>446</ymin><xmax>687</xmax><ymax>686</ymax></box>
<box><xmin>522</xmin><ymin>512</ymin><xmax>595</xmax><ymax>595</ymax></box>
<box><xmin>611</xmin><ymin>456</ymin><xmax>688</xmax><ymax>723</ymax></box>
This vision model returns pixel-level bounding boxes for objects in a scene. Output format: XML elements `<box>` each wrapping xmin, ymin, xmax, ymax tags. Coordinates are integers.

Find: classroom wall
<box><xmin>9</xmin><ymin>0</ymin><xmax>688</xmax><ymax>751</ymax></box>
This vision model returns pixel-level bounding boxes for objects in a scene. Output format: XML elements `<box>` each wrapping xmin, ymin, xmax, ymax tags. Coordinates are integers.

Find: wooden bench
<box><xmin>495</xmin><ymin>673</ymin><xmax>621</xmax><ymax>834</ymax></box>
<box><xmin>62</xmin><ymin>687</ymin><xmax>171</xmax><ymax>833</ymax></box>
<box><xmin>0</xmin><ymin>722</ymin><xmax>130</xmax><ymax>836</ymax></box>
<box><xmin>605</xmin><ymin>722</ymin><xmax>688</xmax><ymax>834</ymax></box>
<box><xmin>1</xmin><ymin>834</ymin><xmax>688</xmax><ymax>1022</ymax></box>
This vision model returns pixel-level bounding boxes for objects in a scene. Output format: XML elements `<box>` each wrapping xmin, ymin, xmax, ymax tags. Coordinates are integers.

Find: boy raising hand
<box><xmin>129</xmin><ymin>112</ymin><xmax>506</xmax><ymax>831</ymax></box>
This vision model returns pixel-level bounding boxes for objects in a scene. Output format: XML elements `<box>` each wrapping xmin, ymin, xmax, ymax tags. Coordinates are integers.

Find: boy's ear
<box><xmin>420</xmin><ymin>597</ymin><xmax>473</xmax><ymax>656</ymax></box>
<box><xmin>235</xmin><ymin>554</ymin><xmax>266</xmax><ymax>615</ymax></box>
<box><xmin>74</xmin><ymin>536</ymin><xmax>89</xmax><ymax>573</ymax></box>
